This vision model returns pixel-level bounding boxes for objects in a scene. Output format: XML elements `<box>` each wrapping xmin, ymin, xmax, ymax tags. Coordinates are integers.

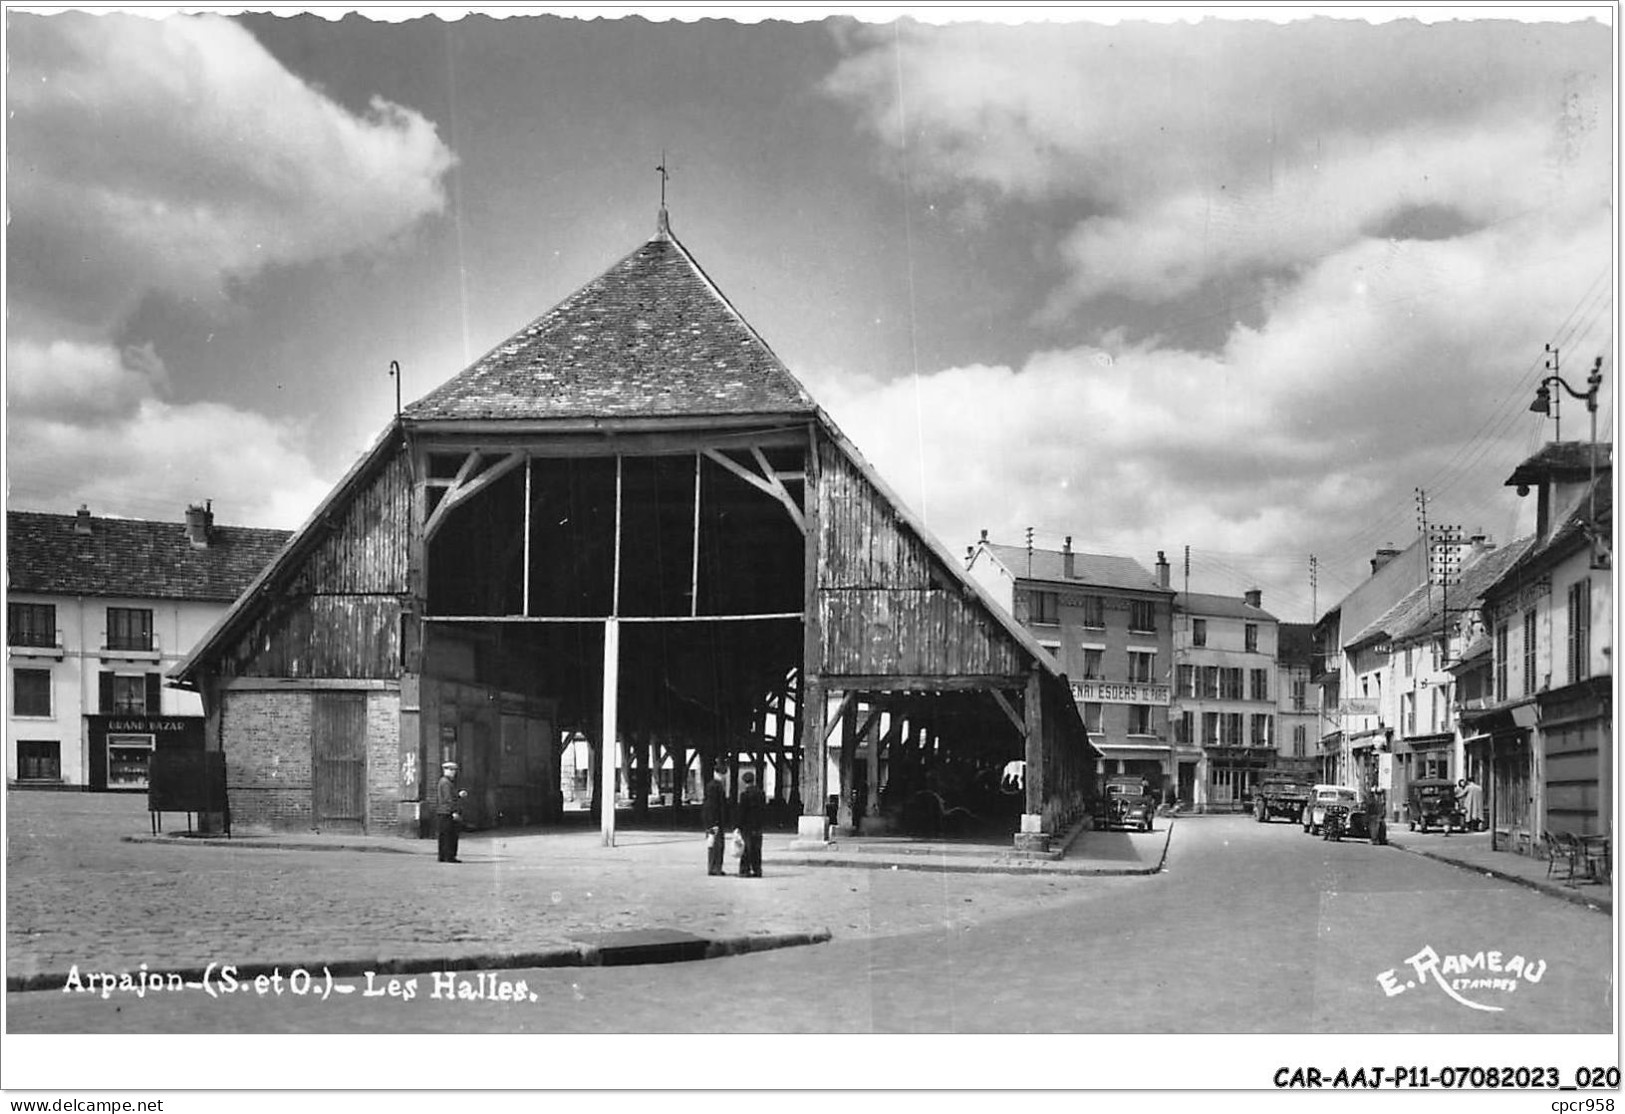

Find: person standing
<box><xmin>737</xmin><ymin>769</ymin><xmax>767</xmax><ymax>878</ymax></box>
<box><xmin>1456</xmin><ymin>776</ymin><xmax>1484</xmax><ymax>831</ymax></box>
<box><xmin>436</xmin><ymin>760</ymin><xmax>466</xmax><ymax>863</ymax></box>
<box><xmin>701</xmin><ymin>765</ymin><xmax>728</xmax><ymax>876</ymax></box>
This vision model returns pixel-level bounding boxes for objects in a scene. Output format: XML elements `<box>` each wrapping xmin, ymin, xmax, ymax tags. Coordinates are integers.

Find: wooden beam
<box><xmin>702</xmin><ymin>448</ymin><xmax>806</xmax><ymax>535</ymax></box>
<box><xmin>751</xmin><ymin>446</ymin><xmax>807</xmax><ymax>534</ymax></box>
<box><xmin>822</xmin><ymin>689</ymin><xmax>855</xmax><ymax>743</ymax></box>
<box><xmin>423</xmin><ymin>451</ymin><xmax>526</xmax><ymax>542</ymax></box>
<box><xmin>1024</xmin><ymin>668</ymin><xmax>1045</xmax><ymax>819</ymax></box>
<box><xmin>989</xmin><ymin>688</ymin><xmax>1025</xmax><ymax>736</ymax></box>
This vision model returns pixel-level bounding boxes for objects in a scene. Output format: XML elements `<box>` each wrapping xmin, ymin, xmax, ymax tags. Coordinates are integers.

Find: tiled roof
<box><xmin>7</xmin><ymin>510</ymin><xmax>291</xmax><ymax>602</ymax></box>
<box><xmin>1503</xmin><ymin>441</ymin><xmax>1611</xmax><ymax>488</ymax></box>
<box><xmin>405</xmin><ymin>223</ymin><xmax>818</xmax><ymax>422</ymax></box>
<box><xmin>1348</xmin><ymin>537</ymin><xmax>1535</xmax><ymax>648</ymax></box>
<box><xmin>1493</xmin><ymin>467</ymin><xmax>1612</xmax><ymax>587</ymax></box>
<box><xmin>984</xmin><ymin>542</ymin><xmax>1166</xmax><ymax>594</ymax></box>
<box><xmin>1174</xmin><ymin>591</ymin><xmax>1277</xmax><ymax>622</ymax></box>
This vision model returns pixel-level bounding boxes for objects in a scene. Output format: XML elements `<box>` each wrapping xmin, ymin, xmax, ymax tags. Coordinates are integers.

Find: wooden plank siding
<box><xmin>816</xmin><ymin>442</ymin><xmax>1025</xmax><ymax>679</ymax></box>
<box><xmin>221</xmin><ymin>447</ymin><xmax>412</xmax><ymax>679</ymax></box>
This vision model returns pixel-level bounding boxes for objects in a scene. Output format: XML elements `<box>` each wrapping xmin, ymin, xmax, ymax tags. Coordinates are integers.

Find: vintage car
<box><xmin>1301</xmin><ymin>784</ymin><xmax>1359</xmax><ymax>835</ymax></box>
<box><xmin>1321</xmin><ymin>798</ymin><xmax>1389</xmax><ymax>844</ymax></box>
<box><xmin>1254</xmin><ymin>775</ymin><xmax>1312</xmax><ymax>823</ymax></box>
<box><xmin>1407</xmin><ymin>777</ymin><xmax>1465</xmax><ymax>834</ymax></box>
<box><xmin>1102</xmin><ymin>776</ymin><xmax>1155</xmax><ymax>832</ymax></box>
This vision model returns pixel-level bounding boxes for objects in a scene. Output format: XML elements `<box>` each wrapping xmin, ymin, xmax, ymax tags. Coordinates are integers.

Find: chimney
<box><xmin>1155</xmin><ymin>550</ymin><xmax>1170</xmax><ymax>589</ymax></box>
<box><xmin>1244</xmin><ymin>588</ymin><xmax>1262</xmax><ymax>609</ymax></box>
<box><xmin>73</xmin><ymin>504</ymin><xmax>93</xmax><ymax>535</ymax></box>
<box><xmin>1063</xmin><ymin>536</ymin><xmax>1075</xmax><ymax>579</ymax></box>
<box><xmin>185</xmin><ymin>500</ymin><xmax>214</xmax><ymax>549</ymax></box>
<box><xmin>1370</xmin><ymin>546</ymin><xmax>1401</xmax><ymax>575</ymax></box>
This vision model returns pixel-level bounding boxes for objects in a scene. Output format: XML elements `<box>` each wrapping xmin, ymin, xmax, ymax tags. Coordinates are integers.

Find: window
<box><xmin>1202</xmin><ymin>666</ymin><xmax>1221</xmax><ymax>699</ymax></box>
<box><xmin>1081</xmin><ymin>649</ymin><xmax>1104</xmax><ymax>680</ymax></box>
<box><xmin>1249</xmin><ymin>668</ymin><xmax>1269</xmax><ymax>701</ymax></box>
<box><xmin>1079</xmin><ymin>596</ymin><xmax>1104</xmax><ymax>628</ymax></box>
<box><xmin>1130</xmin><ymin>600</ymin><xmax>1156</xmax><ymax>633</ymax></box>
<box><xmin>1292</xmin><ymin>679</ymin><xmax>1307</xmax><ymax>711</ymax></box>
<box><xmin>8</xmin><ymin>603</ymin><xmax>57</xmax><ymax>647</ymax></box>
<box><xmin>1177</xmin><ymin>663</ymin><xmax>1196</xmax><ymax>696</ymax></box>
<box><xmin>1404</xmin><ymin>647</ymin><xmax>1414</xmax><ymax>676</ymax></box>
<box><xmin>16</xmin><ymin>740</ymin><xmax>60</xmax><ymax>781</ymax></box>
<box><xmin>1191</xmin><ymin>618</ymin><xmax>1207</xmax><ymax>647</ymax></box>
<box><xmin>1245</xmin><ymin>623</ymin><xmax>1258</xmax><ymax>652</ymax></box>
<box><xmin>106</xmin><ymin>608</ymin><xmax>153</xmax><ymax>652</ymax></box>
<box><xmin>1082</xmin><ymin>703</ymin><xmax>1104</xmax><ymax>734</ymax></box>
<box><xmin>1523</xmin><ymin>610</ymin><xmax>1538</xmax><ymax>695</ymax></box>
<box><xmin>106</xmin><ymin>734</ymin><xmax>155</xmax><ymax>789</ymax></box>
<box><xmin>1027</xmin><ymin>591</ymin><xmax>1059</xmax><ymax>625</ymax></box>
<box><xmin>1176</xmin><ymin>711</ymin><xmax>1194</xmax><ymax>744</ymax></box>
<box><xmin>1568</xmin><ymin>580</ymin><xmax>1591</xmax><ymax>684</ymax></box>
<box><xmin>1494</xmin><ymin>623</ymin><xmax>1509</xmax><ymax>702</ymax></box>
<box><xmin>111</xmin><ymin>675</ymin><xmax>148</xmax><ymax>715</ymax></box>
<box><xmin>1128</xmin><ymin>704</ymin><xmax>1152</xmax><ymax>735</ymax></box>
<box><xmin>1224</xmin><ymin>713</ymin><xmax>1244</xmax><ymax>746</ymax></box>
<box><xmin>1402</xmin><ymin>692</ymin><xmax>1416</xmax><ymax>736</ymax></box>
<box><xmin>1293</xmin><ymin>725</ymin><xmax>1307</xmax><ymax>758</ymax></box>
<box><xmin>1250</xmin><ymin>714</ymin><xmax>1271</xmax><ymax>748</ymax></box>
<box><xmin>1038</xmin><ymin>641</ymin><xmax>1061</xmax><ymax>662</ymax></box>
<box><xmin>13</xmin><ymin>668</ymin><xmax>51</xmax><ymax>717</ymax></box>
<box><xmin>1128</xmin><ymin>651</ymin><xmax>1155</xmax><ymax>683</ymax></box>
<box><xmin>1220</xmin><ymin>667</ymin><xmax>1244</xmax><ymax>700</ymax></box>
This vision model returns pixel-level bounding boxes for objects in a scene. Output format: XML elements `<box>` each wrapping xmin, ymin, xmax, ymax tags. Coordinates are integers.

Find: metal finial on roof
<box><xmin>656</xmin><ymin>153</ymin><xmax>671</xmax><ymax>236</ymax></box>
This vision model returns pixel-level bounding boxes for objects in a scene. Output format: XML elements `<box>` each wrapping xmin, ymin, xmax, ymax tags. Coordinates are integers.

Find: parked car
<box><xmin>1407</xmin><ymin>777</ymin><xmax>1465</xmax><ymax>834</ymax></box>
<box><xmin>1102</xmin><ymin>776</ymin><xmax>1155</xmax><ymax>832</ymax></box>
<box><xmin>1302</xmin><ymin>784</ymin><xmax>1359</xmax><ymax>835</ymax></box>
<box><xmin>1254</xmin><ymin>775</ymin><xmax>1312</xmax><ymax>823</ymax></box>
<box><xmin>1321</xmin><ymin>799</ymin><xmax>1389</xmax><ymax>844</ymax></box>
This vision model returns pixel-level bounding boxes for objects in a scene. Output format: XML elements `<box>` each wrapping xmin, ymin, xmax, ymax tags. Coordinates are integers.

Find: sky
<box><xmin>4</xmin><ymin>5</ymin><xmax>1615</xmax><ymax>624</ymax></box>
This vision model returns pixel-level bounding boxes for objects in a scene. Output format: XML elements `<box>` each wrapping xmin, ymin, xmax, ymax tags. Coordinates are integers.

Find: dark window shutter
<box><xmin>99</xmin><ymin>672</ymin><xmax>115</xmax><ymax>715</ymax></box>
<box><xmin>146</xmin><ymin>673</ymin><xmax>162</xmax><ymax>715</ymax></box>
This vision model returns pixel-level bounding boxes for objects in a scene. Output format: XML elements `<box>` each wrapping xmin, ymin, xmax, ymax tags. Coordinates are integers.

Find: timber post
<box><xmin>1017</xmin><ymin>666</ymin><xmax>1049</xmax><ymax>851</ymax></box>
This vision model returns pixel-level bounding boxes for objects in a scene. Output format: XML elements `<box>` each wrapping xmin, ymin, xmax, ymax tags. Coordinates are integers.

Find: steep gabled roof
<box><xmin>984</xmin><ymin>543</ymin><xmax>1166</xmax><ymax>595</ymax></box>
<box><xmin>7</xmin><ymin>510</ymin><xmax>290</xmax><ymax>603</ymax></box>
<box><xmin>1347</xmin><ymin>537</ymin><xmax>1536</xmax><ymax>649</ymax></box>
<box><xmin>406</xmin><ymin>221</ymin><xmax>817</xmax><ymax>422</ymax></box>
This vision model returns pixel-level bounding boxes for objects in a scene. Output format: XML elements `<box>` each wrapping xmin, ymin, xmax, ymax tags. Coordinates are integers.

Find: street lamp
<box><xmin>1529</xmin><ymin>352</ymin><xmax>1608</xmax><ymax>568</ymax></box>
<box><xmin>1529</xmin><ymin>349</ymin><xmax>1603</xmax><ymax>443</ymax></box>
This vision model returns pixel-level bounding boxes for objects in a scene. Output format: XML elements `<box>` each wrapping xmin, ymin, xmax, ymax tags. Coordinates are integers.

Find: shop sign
<box><xmin>1071</xmin><ymin>680</ymin><xmax>1170</xmax><ymax>706</ymax></box>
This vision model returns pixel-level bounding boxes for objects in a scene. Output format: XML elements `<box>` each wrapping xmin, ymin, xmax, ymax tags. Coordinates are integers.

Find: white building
<box><xmin>7</xmin><ymin>505</ymin><xmax>289</xmax><ymax>789</ymax></box>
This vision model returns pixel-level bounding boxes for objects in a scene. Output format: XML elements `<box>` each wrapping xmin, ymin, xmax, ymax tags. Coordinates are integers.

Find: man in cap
<box><xmin>436</xmin><ymin>760</ymin><xmax>466</xmax><ymax>863</ymax></box>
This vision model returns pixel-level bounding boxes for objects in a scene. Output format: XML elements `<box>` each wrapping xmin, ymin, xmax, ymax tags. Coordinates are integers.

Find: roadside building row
<box><xmin>1312</xmin><ymin>441</ymin><xmax>1611</xmax><ymax>858</ymax></box>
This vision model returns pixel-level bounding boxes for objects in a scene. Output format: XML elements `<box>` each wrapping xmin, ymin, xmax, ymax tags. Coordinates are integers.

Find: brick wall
<box><xmin>223</xmin><ymin>689</ymin><xmax>314</xmax><ymax>830</ymax></box>
<box><xmin>222</xmin><ymin>686</ymin><xmax>405</xmax><ymax>833</ymax></box>
<box><xmin>365</xmin><ymin>691</ymin><xmax>405</xmax><ymax>835</ymax></box>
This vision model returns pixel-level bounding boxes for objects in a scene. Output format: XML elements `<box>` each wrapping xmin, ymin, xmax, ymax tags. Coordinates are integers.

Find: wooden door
<box><xmin>313</xmin><ymin>692</ymin><xmax>368</xmax><ymax>830</ymax></box>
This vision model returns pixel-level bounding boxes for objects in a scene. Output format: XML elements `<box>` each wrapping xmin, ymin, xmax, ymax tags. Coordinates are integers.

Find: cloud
<box><xmin>824</xmin><ymin>18</ymin><xmax>1612</xmax><ymax>309</ymax></box>
<box><xmin>7</xmin><ymin>11</ymin><xmax>457</xmax><ymax>332</ymax></box>
<box><xmin>6</xmin><ymin>340</ymin><xmax>331</xmax><ymax>528</ymax></box>
<box><xmin>801</xmin><ymin>199</ymin><xmax>1608</xmax><ymax>608</ymax></box>
<box><xmin>6</xmin><ymin>11</ymin><xmax>456</xmax><ymax>531</ymax></box>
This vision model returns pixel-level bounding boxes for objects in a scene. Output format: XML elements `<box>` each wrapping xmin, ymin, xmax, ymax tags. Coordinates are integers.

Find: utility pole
<box><xmin>1309</xmin><ymin>555</ymin><xmax>1318</xmax><ymax>623</ymax></box>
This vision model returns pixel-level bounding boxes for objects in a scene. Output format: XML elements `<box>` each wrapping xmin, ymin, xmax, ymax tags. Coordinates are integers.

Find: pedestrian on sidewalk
<box><xmin>737</xmin><ymin>769</ymin><xmax>766</xmax><ymax>878</ymax></box>
<box><xmin>1456</xmin><ymin>777</ymin><xmax>1484</xmax><ymax>831</ymax></box>
<box><xmin>702</xmin><ymin>765</ymin><xmax>729</xmax><ymax>876</ymax></box>
<box><xmin>436</xmin><ymin>761</ymin><xmax>467</xmax><ymax>863</ymax></box>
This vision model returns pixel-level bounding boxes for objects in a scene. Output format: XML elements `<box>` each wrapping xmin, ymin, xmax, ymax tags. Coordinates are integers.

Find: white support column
<box><xmin>601</xmin><ymin>616</ymin><xmax>620</xmax><ymax>847</ymax></box>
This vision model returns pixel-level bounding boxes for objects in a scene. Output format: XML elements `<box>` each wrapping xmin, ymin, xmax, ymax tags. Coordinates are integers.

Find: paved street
<box><xmin>6</xmin><ymin>791</ymin><xmax>1612</xmax><ymax>1041</ymax></box>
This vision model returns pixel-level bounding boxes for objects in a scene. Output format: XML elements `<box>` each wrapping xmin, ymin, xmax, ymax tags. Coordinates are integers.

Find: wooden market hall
<box><xmin>174</xmin><ymin>211</ymin><xmax>1099</xmax><ymax>849</ymax></box>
